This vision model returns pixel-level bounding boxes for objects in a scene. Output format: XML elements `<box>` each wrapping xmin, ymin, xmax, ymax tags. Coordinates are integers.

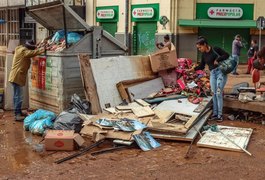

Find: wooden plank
<box><xmin>197</xmin><ymin>125</ymin><xmax>253</xmax><ymax>152</ymax></box>
<box><xmin>153</xmin><ymin>109</ymin><xmax>175</xmax><ymax>123</ymax></box>
<box><xmin>224</xmin><ymin>96</ymin><xmax>265</xmax><ymax>114</ymax></box>
<box><xmin>150</xmin><ymin>110</ymin><xmax>212</xmax><ymax>141</ymax></box>
<box><xmin>135</xmin><ymin>99</ymin><xmax>150</xmax><ymax>107</ymax></box>
<box><xmin>78</xmin><ymin>54</ymin><xmax>101</xmax><ymax>114</ymax></box>
<box><xmin>127</xmin><ymin>77</ymin><xmax>165</xmax><ymax>101</ymax></box>
<box><xmin>147</xmin><ymin>121</ymin><xmax>187</xmax><ymax>134</ymax></box>
<box><xmin>131</xmin><ymin>106</ymin><xmax>155</xmax><ymax>118</ymax></box>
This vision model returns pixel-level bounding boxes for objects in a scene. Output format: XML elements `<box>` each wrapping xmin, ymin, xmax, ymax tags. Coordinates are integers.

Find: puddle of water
<box><xmin>0</xmin><ymin>112</ymin><xmax>42</xmax><ymax>175</ymax></box>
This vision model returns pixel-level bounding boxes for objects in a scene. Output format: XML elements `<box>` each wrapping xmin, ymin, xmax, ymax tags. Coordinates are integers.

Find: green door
<box><xmin>136</xmin><ymin>22</ymin><xmax>157</xmax><ymax>55</ymax></box>
<box><xmin>101</xmin><ymin>22</ymin><xmax>117</xmax><ymax>37</ymax></box>
<box><xmin>199</xmin><ymin>28</ymin><xmax>250</xmax><ymax>63</ymax></box>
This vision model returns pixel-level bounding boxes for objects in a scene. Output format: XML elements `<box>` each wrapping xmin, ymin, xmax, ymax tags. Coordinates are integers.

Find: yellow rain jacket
<box><xmin>8</xmin><ymin>45</ymin><xmax>43</xmax><ymax>86</ymax></box>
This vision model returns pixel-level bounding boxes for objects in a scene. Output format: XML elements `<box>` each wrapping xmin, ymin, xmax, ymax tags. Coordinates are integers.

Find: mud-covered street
<box><xmin>1</xmin><ymin>111</ymin><xmax>265</xmax><ymax>179</ymax></box>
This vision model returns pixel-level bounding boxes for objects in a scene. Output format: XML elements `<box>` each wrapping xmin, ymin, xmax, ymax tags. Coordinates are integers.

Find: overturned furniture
<box><xmin>26</xmin><ymin>0</ymin><xmax>127</xmax><ymax>113</ymax></box>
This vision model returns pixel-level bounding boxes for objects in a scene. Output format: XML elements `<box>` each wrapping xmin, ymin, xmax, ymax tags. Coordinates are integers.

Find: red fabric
<box><xmin>252</xmin><ymin>69</ymin><xmax>260</xmax><ymax>83</ymax></box>
<box><xmin>247</xmin><ymin>57</ymin><xmax>255</xmax><ymax>74</ymax></box>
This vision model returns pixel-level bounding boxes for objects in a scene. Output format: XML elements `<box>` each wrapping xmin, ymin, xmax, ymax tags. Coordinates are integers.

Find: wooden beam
<box><xmin>224</xmin><ymin>97</ymin><xmax>265</xmax><ymax>114</ymax></box>
<box><xmin>78</xmin><ymin>54</ymin><xmax>101</xmax><ymax>114</ymax></box>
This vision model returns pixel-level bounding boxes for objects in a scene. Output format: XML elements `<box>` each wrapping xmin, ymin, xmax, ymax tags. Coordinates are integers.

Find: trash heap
<box><xmin>36</xmin><ymin>30</ymin><xmax>83</xmax><ymax>52</ymax></box>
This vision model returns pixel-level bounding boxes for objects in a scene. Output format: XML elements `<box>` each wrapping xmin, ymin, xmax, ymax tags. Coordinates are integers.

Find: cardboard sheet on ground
<box><xmin>80</xmin><ymin>113</ymin><xmax>151</xmax><ymax>141</ymax></box>
<box><xmin>197</xmin><ymin>125</ymin><xmax>253</xmax><ymax>152</ymax></box>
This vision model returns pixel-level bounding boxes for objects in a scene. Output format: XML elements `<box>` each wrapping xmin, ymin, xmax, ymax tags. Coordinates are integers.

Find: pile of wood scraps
<box><xmin>80</xmin><ymin>96</ymin><xmax>212</xmax><ymax>144</ymax></box>
<box><xmin>147</xmin><ymin>97</ymin><xmax>212</xmax><ymax>142</ymax></box>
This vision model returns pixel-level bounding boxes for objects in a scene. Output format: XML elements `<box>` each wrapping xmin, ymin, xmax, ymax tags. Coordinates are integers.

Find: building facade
<box><xmin>87</xmin><ymin>0</ymin><xmax>265</xmax><ymax>63</ymax></box>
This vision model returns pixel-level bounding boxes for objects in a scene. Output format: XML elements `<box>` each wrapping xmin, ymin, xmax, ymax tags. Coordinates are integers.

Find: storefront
<box><xmin>179</xmin><ymin>3</ymin><xmax>256</xmax><ymax>63</ymax></box>
<box><xmin>131</xmin><ymin>3</ymin><xmax>159</xmax><ymax>55</ymax></box>
<box><xmin>96</xmin><ymin>6</ymin><xmax>119</xmax><ymax>37</ymax></box>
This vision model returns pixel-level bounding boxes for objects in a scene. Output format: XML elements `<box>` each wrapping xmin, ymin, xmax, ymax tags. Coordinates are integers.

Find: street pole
<box><xmin>259</xmin><ymin>18</ymin><xmax>262</xmax><ymax>50</ymax></box>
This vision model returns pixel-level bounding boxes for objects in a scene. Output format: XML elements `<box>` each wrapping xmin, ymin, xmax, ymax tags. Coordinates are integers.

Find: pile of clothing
<box><xmin>157</xmin><ymin>58</ymin><xmax>211</xmax><ymax>104</ymax></box>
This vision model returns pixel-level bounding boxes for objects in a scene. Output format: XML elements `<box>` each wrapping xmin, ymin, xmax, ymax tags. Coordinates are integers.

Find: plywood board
<box><xmin>197</xmin><ymin>125</ymin><xmax>253</xmax><ymax>152</ymax></box>
<box><xmin>127</xmin><ymin>77</ymin><xmax>164</xmax><ymax>101</ymax></box>
<box><xmin>132</xmin><ymin>106</ymin><xmax>155</xmax><ymax>118</ymax></box>
<box><xmin>90</xmin><ymin>56</ymin><xmax>154</xmax><ymax>110</ymax></box>
<box><xmin>150</xmin><ymin>110</ymin><xmax>212</xmax><ymax>141</ymax></box>
<box><xmin>154</xmin><ymin>97</ymin><xmax>211</xmax><ymax>116</ymax></box>
<box><xmin>153</xmin><ymin>109</ymin><xmax>175</xmax><ymax>123</ymax></box>
<box><xmin>79</xmin><ymin>54</ymin><xmax>101</xmax><ymax>114</ymax></box>
<box><xmin>135</xmin><ymin>99</ymin><xmax>150</xmax><ymax>107</ymax></box>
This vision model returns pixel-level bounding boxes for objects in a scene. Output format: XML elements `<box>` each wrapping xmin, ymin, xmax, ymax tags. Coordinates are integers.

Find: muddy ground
<box><xmin>1</xmin><ymin>110</ymin><xmax>265</xmax><ymax>180</ymax></box>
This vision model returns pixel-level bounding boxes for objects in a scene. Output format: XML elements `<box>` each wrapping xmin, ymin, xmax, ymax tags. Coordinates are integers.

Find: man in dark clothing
<box><xmin>231</xmin><ymin>34</ymin><xmax>243</xmax><ymax>75</ymax></box>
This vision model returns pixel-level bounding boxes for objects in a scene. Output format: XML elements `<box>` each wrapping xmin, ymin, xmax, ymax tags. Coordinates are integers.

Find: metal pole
<box><xmin>125</xmin><ymin>0</ymin><xmax>130</xmax><ymax>55</ymax></box>
<box><xmin>259</xmin><ymin>18</ymin><xmax>262</xmax><ymax>50</ymax></box>
<box><xmin>62</xmin><ymin>0</ymin><xmax>68</xmax><ymax>48</ymax></box>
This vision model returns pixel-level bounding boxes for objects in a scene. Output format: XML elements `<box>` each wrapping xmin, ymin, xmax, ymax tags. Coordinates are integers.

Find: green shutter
<box><xmin>135</xmin><ymin>22</ymin><xmax>157</xmax><ymax>55</ymax></box>
<box><xmin>101</xmin><ymin>22</ymin><xmax>117</xmax><ymax>37</ymax></box>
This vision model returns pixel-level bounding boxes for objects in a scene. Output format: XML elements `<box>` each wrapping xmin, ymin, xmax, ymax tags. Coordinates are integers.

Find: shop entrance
<box><xmin>199</xmin><ymin>28</ymin><xmax>250</xmax><ymax>63</ymax></box>
<box><xmin>135</xmin><ymin>22</ymin><xmax>157</xmax><ymax>55</ymax></box>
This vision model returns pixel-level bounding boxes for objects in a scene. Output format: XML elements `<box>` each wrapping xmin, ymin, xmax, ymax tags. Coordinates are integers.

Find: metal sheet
<box><xmin>26</xmin><ymin>0</ymin><xmax>91</xmax><ymax>31</ymax></box>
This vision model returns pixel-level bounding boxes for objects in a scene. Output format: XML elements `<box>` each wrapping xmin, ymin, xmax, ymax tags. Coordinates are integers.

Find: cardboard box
<box><xmin>45</xmin><ymin>130</ymin><xmax>85</xmax><ymax>151</ymax></box>
<box><xmin>149</xmin><ymin>44</ymin><xmax>177</xmax><ymax>72</ymax></box>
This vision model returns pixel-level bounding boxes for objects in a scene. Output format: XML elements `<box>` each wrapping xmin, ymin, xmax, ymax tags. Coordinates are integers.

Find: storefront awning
<box><xmin>178</xmin><ymin>19</ymin><xmax>256</xmax><ymax>28</ymax></box>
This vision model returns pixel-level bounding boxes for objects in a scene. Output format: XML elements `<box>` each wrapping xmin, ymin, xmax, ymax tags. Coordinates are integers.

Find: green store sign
<box><xmin>97</xmin><ymin>9</ymin><xmax>115</xmax><ymax>19</ymax></box>
<box><xmin>197</xmin><ymin>3</ymin><xmax>253</xmax><ymax>20</ymax></box>
<box><xmin>131</xmin><ymin>3</ymin><xmax>159</xmax><ymax>22</ymax></box>
<box><xmin>132</xmin><ymin>8</ymin><xmax>154</xmax><ymax>19</ymax></box>
<box><xmin>96</xmin><ymin>6</ymin><xmax>119</xmax><ymax>22</ymax></box>
<box><xmin>208</xmin><ymin>7</ymin><xmax>243</xmax><ymax>19</ymax></box>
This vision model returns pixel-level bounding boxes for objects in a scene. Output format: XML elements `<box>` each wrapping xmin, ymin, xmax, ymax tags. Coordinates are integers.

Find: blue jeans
<box><xmin>210</xmin><ymin>68</ymin><xmax>227</xmax><ymax>117</ymax></box>
<box><xmin>11</xmin><ymin>82</ymin><xmax>23</xmax><ymax>116</ymax></box>
<box><xmin>231</xmin><ymin>55</ymin><xmax>239</xmax><ymax>74</ymax></box>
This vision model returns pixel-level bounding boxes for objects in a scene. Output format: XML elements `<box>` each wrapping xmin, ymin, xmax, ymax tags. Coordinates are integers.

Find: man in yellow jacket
<box><xmin>8</xmin><ymin>40</ymin><xmax>44</xmax><ymax>121</ymax></box>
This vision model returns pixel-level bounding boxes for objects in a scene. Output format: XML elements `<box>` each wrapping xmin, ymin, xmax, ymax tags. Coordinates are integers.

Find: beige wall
<box><xmin>87</xmin><ymin>0</ymin><xmax>174</xmax><ymax>34</ymax></box>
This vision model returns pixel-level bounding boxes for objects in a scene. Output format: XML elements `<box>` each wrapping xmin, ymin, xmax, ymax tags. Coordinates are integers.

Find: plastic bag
<box><xmin>51</xmin><ymin>30</ymin><xmax>65</xmax><ymax>43</ymax></box>
<box><xmin>51</xmin><ymin>30</ymin><xmax>83</xmax><ymax>44</ymax></box>
<box><xmin>70</xmin><ymin>94</ymin><xmax>91</xmax><ymax>114</ymax></box>
<box><xmin>67</xmin><ymin>32</ymin><xmax>83</xmax><ymax>44</ymax></box>
<box><xmin>24</xmin><ymin>109</ymin><xmax>56</xmax><ymax>135</ymax></box>
<box><xmin>53</xmin><ymin>111</ymin><xmax>83</xmax><ymax>133</ymax></box>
